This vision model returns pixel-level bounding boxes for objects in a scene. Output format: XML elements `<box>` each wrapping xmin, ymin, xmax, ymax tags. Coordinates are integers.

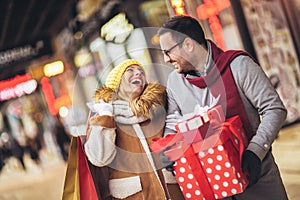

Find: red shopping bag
<box><xmin>77</xmin><ymin>137</ymin><xmax>98</xmax><ymax>200</ymax></box>
<box><xmin>62</xmin><ymin>136</ymin><xmax>98</xmax><ymax>200</ymax></box>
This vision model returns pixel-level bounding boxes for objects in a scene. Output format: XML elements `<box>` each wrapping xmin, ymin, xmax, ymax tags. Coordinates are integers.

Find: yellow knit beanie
<box><xmin>105</xmin><ymin>59</ymin><xmax>143</xmax><ymax>91</ymax></box>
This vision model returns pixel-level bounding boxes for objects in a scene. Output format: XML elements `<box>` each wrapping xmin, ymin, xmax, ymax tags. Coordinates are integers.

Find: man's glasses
<box><xmin>161</xmin><ymin>40</ymin><xmax>185</xmax><ymax>58</ymax></box>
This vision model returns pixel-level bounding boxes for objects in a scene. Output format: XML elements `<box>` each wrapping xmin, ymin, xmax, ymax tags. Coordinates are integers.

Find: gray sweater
<box><xmin>164</xmin><ymin>42</ymin><xmax>287</xmax><ymax>161</ymax></box>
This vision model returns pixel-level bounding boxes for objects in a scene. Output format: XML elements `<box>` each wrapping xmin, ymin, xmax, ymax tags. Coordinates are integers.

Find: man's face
<box><xmin>159</xmin><ymin>32</ymin><xmax>194</xmax><ymax>74</ymax></box>
<box><xmin>118</xmin><ymin>65</ymin><xmax>146</xmax><ymax>101</ymax></box>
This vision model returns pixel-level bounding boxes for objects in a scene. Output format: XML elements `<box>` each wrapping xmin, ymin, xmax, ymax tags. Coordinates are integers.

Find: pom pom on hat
<box><xmin>105</xmin><ymin>59</ymin><xmax>143</xmax><ymax>91</ymax></box>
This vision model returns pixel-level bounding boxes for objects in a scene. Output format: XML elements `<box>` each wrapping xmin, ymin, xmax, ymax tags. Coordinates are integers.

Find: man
<box><xmin>158</xmin><ymin>15</ymin><xmax>288</xmax><ymax>200</ymax></box>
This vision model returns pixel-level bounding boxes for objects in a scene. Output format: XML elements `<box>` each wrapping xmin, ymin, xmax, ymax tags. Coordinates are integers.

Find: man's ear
<box><xmin>183</xmin><ymin>38</ymin><xmax>194</xmax><ymax>51</ymax></box>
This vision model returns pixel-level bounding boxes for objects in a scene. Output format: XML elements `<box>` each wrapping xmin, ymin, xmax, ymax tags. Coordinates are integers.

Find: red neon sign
<box><xmin>197</xmin><ymin>0</ymin><xmax>231</xmax><ymax>50</ymax></box>
<box><xmin>170</xmin><ymin>0</ymin><xmax>187</xmax><ymax>15</ymax></box>
<box><xmin>40</xmin><ymin>77</ymin><xmax>71</xmax><ymax>115</ymax></box>
<box><xmin>0</xmin><ymin>74</ymin><xmax>37</xmax><ymax>101</ymax></box>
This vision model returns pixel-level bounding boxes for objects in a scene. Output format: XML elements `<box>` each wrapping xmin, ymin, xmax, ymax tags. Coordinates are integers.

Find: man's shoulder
<box><xmin>168</xmin><ymin>70</ymin><xmax>181</xmax><ymax>79</ymax></box>
<box><xmin>167</xmin><ymin>70</ymin><xmax>182</xmax><ymax>84</ymax></box>
<box><xmin>230</xmin><ymin>54</ymin><xmax>257</xmax><ymax>71</ymax></box>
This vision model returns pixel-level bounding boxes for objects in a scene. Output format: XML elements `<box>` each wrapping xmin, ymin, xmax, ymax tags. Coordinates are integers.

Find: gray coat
<box><xmin>165</xmin><ymin>42</ymin><xmax>288</xmax><ymax>200</ymax></box>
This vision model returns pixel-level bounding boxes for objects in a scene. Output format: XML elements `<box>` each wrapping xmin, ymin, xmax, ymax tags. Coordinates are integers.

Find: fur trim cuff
<box><xmin>109</xmin><ymin>176</ymin><xmax>142</xmax><ymax>199</ymax></box>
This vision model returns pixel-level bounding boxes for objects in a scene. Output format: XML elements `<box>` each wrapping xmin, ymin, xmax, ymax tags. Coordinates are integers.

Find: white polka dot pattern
<box><xmin>171</xmin><ymin>118</ymin><xmax>249</xmax><ymax>200</ymax></box>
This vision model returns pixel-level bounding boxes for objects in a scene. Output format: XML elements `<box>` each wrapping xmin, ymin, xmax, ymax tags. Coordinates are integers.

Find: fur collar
<box><xmin>94</xmin><ymin>82</ymin><xmax>167</xmax><ymax>119</ymax></box>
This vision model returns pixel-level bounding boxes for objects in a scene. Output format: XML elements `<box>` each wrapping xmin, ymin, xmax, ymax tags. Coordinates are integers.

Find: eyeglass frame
<box><xmin>161</xmin><ymin>39</ymin><xmax>185</xmax><ymax>58</ymax></box>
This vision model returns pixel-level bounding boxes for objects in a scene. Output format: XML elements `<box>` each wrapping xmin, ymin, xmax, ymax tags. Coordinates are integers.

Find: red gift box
<box><xmin>151</xmin><ymin>133</ymin><xmax>184</xmax><ymax>154</ymax></box>
<box><xmin>164</xmin><ymin>116</ymin><xmax>248</xmax><ymax>200</ymax></box>
<box><xmin>175</xmin><ymin>105</ymin><xmax>225</xmax><ymax>144</ymax></box>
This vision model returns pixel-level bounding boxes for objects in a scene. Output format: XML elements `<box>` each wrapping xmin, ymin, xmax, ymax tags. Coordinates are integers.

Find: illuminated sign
<box><xmin>170</xmin><ymin>0</ymin><xmax>187</xmax><ymax>15</ymax></box>
<box><xmin>197</xmin><ymin>0</ymin><xmax>231</xmax><ymax>50</ymax></box>
<box><xmin>74</xmin><ymin>48</ymin><xmax>93</xmax><ymax>67</ymax></box>
<box><xmin>0</xmin><ymin>39</ymin><xmax>52</xmax><ymax>67</ymax></box>
<box><xmin>40</xmin><ymin>77</ymin><xmax>71</xmax><ymax>115</ymax></box>
<box><xmin>0</xmin><ymin>74</ymin><xmax>37</xmax><ymax>101</ymax></box>
<box><xmin>78</xmin><ymin>63</ymin><xmax>96</xmax><ymax>77</ymax></box>
<box><xmin>43</xmin><ymin>60</ymin><xmax>64</xmax><ymax>77</ymax></box>
<box><xmin>100</xmin><ymin>13</ymin><xmax>134</xmax><ymax>44</ymax></box>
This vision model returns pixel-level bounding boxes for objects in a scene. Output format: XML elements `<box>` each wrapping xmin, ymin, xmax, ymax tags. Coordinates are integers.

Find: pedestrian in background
<box><xmin>54</xmin><ymin>116</ymin><xmax>70</xmax><ymax>162</ymax></box>
<box><xmin>158</xmin><ymin>15</ymin><xmax>288</xmax><ymax>200</ymax></box>
<box><xmin>84</xmin><ymin>59</ymin><xmax>184</xmax><ymax>200</ymax></box>
<box><xmin>0</xmin><ymin>131</ymin><xmax>25</xmax><ymax>171</ymax></box>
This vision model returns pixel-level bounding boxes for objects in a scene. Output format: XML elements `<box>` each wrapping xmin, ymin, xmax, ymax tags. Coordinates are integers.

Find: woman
<box><xmin>84</xmin><ymin>59</ymin><xmax>184</xmax><ymax>200</ymax></box>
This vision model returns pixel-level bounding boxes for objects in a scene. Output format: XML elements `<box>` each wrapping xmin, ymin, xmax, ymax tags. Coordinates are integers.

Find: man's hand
<box><xmin>159</xmin><ymin>147</ymin><xmax>175</xmax><ymax>174</ymax></box>
<box><xmin>242</xmin><ymin>150</ymin><xmax>262</xmax><ymax>186</ymax></box>
<box><xmin>165</xmin><ymin>111</ymin><xmax>182</xmax><ymax>131</ymax></box>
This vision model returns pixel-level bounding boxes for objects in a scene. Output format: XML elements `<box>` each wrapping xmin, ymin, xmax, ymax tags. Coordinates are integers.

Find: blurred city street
<box><xmin>0</xmin><ymin>149</ymin><xmax>67</xmax><ymax>200</ymax></box>
<box><xmin>0</xmin><ymin>122</ymin><xmax>299</xmax><ymax>200</ymax></box>
<box><xmin>0</xmin><ymin>1</ymin><xmax>300</xmax><ymax>200</ymax></box>
<box><xmin>273</xmin><ymin>122</ymin><xmax>300</xmax><ymax>200</ymax></box>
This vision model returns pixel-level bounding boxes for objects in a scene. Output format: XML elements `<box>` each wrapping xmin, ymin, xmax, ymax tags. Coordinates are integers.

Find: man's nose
<box><xmin>163</xmin><ymin>54</ymin><xmax>171</xmax><ymax>63</ymax></box>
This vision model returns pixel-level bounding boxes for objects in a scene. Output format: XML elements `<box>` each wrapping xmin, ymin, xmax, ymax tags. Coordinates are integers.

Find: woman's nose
<box><xmin>134</xmin><ymin>69</ymin><xmax>141</xmax><ymax>76</ymax></box>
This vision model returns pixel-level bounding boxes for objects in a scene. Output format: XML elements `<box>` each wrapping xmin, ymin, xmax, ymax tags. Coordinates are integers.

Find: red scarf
<box><xmin>186</xmin><ymin>40</ymin><xmax>255</xmax><ymax>140</ymax></box>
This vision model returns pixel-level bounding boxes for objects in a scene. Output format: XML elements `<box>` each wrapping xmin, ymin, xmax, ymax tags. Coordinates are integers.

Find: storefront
<box><xmin>0</xmin><ymin>73</ymin><xmax>58</xmax><ymax>163</ymax></box>
<box><xmin>238</xmin><ymin>0</ymin><xmax>300</xmax><ymax>123</ymax></box>
<box><xmin>0</xmin><ymin>56</ymin><xmax>75</xmax><ymax>163</ymax></box>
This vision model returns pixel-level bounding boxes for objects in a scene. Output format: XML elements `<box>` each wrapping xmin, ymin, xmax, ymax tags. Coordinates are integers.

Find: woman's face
<box><xmin>117</xmin><ymin>65</ymin><xmax>146</xmax><ymax>101</ymax></box>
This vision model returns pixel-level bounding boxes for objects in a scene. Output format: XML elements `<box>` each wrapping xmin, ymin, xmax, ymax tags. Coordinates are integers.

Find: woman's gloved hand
<box><xmin>93</xmin><ymin>100</ymin><xmax>113</xmax><ymax>116</ymax></box>
<box><xmin>241</xmin><ymin>150</ymin><xmax>262</xmax><ymax>187</ymax></box>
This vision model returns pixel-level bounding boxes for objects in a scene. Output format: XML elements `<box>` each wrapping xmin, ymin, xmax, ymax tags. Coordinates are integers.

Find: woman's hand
<box><xmin>94</xmin><ymin>100</ymin><xmax>113</xmax><ymax>116</ymax></box>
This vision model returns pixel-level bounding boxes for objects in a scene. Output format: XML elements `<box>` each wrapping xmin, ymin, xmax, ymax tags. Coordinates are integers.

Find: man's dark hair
<box><xmin>158</xmin><ymin>15</ymin><xmax>207</xmax><ymax>49</ymax></box>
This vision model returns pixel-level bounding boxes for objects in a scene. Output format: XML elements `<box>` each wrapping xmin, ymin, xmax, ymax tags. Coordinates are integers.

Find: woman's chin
<box><xmin>131</xmin><ymin>88</ymin><xmax>144</xmax><ymax>99</ymax></box>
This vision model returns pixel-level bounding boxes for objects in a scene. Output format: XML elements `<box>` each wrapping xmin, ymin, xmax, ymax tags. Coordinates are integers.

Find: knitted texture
<box><xmin>105</xmin><ymin>59</ymin><xmax>143</xmax><ymax>91</ymax></box>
